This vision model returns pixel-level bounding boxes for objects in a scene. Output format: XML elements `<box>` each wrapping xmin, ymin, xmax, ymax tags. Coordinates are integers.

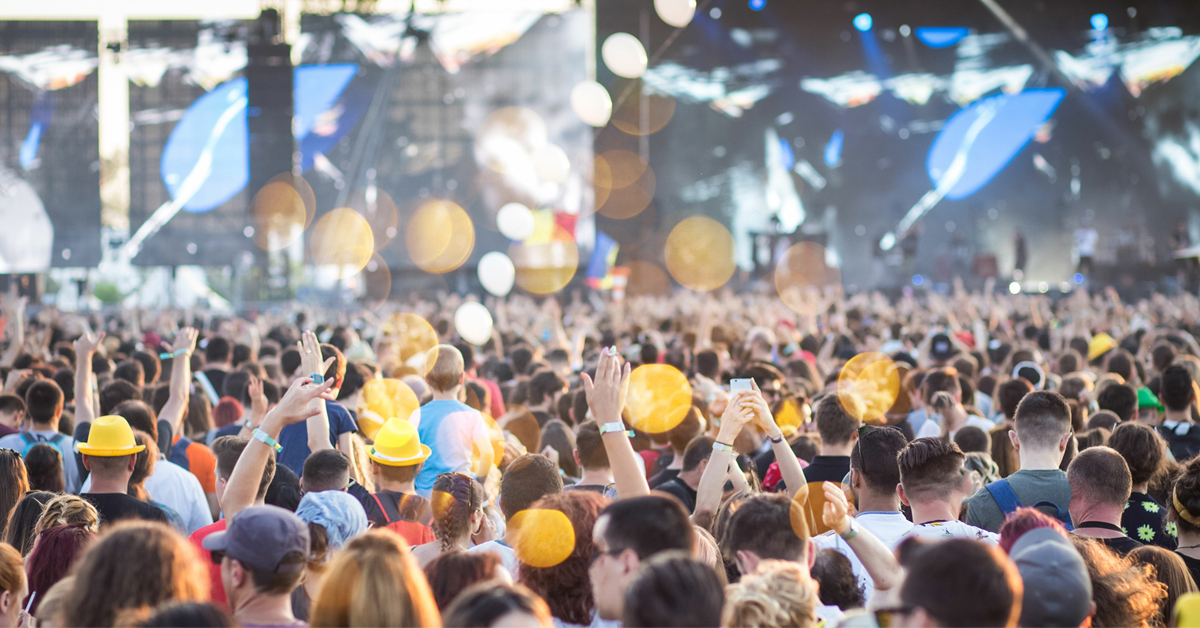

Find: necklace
<box><xmin>1178</xmin><ymin>543</ymin><xmax>1200</xmax><ymax>550</ymax></box>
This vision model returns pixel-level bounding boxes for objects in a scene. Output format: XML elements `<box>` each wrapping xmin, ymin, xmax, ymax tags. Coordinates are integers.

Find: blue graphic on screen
<box><xmin>160</xmin><ymin>64</ymin><xmax>357</xmax><ymax>213</ymax></box>
<box><xmin>926</xmin><ymin>88</ymin><xmax>1065</xmax><ymax>200</ymax></box>
<box><xmin>19</xmin><ymin>92</ymin><xmax>55</xmax><ymax>170</ymax></box>
<box><xmin>778</xmin><ymin>136</ymin><xmax>795</xmax><ymax>171</ymax></box>
<box><xmin>915</xmin><ymin>27</ymin><xmax>969</xmax><ymax>49</ymax></box>
<box><xmin>824</xmin><ymin>129</ymin><xmax>843</xmax><ymax>167</ymax></box>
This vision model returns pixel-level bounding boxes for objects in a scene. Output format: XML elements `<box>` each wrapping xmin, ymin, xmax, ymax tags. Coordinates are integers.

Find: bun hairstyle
<box><xmin>1171</xmin><ymin>456</ymin><xmax>1200</xmax><ymax>535</ymax></box>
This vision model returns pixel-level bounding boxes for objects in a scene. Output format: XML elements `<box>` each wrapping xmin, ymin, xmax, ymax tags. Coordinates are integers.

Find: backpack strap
<box><xmin>19</xmin><ymin>433</ymin><xmax>35</xmax><ymax>447</ymax></box>
<box><xmin>985</xmin><ymin>479</ymin><xmax>1024</xmax><ymax>516</ymax></box>
<box><xmin>1030</xmin><ymin>500</ymin><xmax>1075</xmax><ymax>531</ymax></box>
<box><xmin>371</xmin><ymin>493</ymin><xmax>393</xmax><ymax>525</ymax></box>
<box><xmin>48</xmin><ymin>434</ymin><xmax>64</xmax><ymax>445</ymax></box>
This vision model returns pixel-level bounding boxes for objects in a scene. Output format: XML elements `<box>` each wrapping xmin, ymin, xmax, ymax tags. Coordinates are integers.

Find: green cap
<box><xmin>1137</xmin><ymin>387</ymin><xmax>1163</xmax><ymax>412</ymax></box>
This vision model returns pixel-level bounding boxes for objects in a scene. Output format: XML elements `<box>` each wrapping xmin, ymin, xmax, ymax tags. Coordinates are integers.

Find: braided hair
<box><xmin>431</xmin><ymin>473</ymin><xmax>485</xmax><ymax>551</ymax></box>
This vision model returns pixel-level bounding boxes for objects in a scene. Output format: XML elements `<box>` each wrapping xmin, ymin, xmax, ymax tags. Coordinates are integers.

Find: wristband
<box><xmin>252</xmin><ymin>428</ymin><xmax>283</xmax><ymax>453</ymax></box>
<box><xmin>769</xmin><ymin>433</ymin><xmax>784</xmax><ymax>444</ymax></box>
<box><xmin>839</xmin><ymin>519</ymin><xmax>857</xmax><ymax>541</ymax></box>
<box><xmin>599</xmin><ymin>422</ymin><xmax>634</xmax><ymax>437</ymax></box>
<box><xmin>712</xmin><ymin>441</ymin><xmax>735</xmax><ymax>453</ymax></box>
<box><xmin>310</xmin><ymin>373</ymin><xmax>325</xmax><ymax>384</ymax></box>
<box><xmin>158</xmin><ymin>348</ymin><xmax>188</xmax><ymax>360</ymax></box>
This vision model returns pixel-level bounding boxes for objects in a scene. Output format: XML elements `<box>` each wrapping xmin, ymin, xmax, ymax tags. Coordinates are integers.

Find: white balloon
<box><xmin>602</xmin><ymin>33</ymin><xmax>648</xmax><ymax>79</ymax></box>
<box><xmin>570</xmin><ymin>81</ymin><xmax>613</xmax><ymax>127</ymax></box>
<box><xmin>497</xmin><ymin>203</ymin><xmax>535</xmax><ymax>241</ymax></box>
<box><xmin>654</xmin><ymin>0</ymin><xmax>696</xmax><ymax>27</ymax></box>
<box><xmin>455</xmin><ymin>302</ymin><xmax>494</xmax><ymax>346</ymax></box>
<box><xmin>478</xmin><ymin>251</ymin><xmax>516</xmax><ymax>297</ymax></box>
<box><xmin>532</xmin><ymin>144</ymin><xmax>571</xmax><ymax>183</ymax></box>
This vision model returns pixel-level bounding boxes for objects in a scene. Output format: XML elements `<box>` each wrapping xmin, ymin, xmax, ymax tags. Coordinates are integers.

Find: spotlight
<box><xmin>1009</xmin><ymin>282</ymin><xmax>1021</xmax><ymax>295</ymax></box>
<box><xmin>853</xmin><ymin>13</ymin><xmax>873</xmax><ymax>31</ymax></box>
<box><xmin>1074</xmin><ymin>273</ymin><xmax>1084</xmax><ymax>284</ymax></box>
<box><xmin>912</xmin><ymin>275</ymin><xmax>923</xmax><ymax>286</ymax></box>
<box><xmin>749</xmin><ymin>0</ymin><xmax>766</xmax><ymax>10</ymax></box>
<box><xmin>1090</xmin><ymin>13</ymin><xmax>1108</xmax><ymax>30</ymax></box>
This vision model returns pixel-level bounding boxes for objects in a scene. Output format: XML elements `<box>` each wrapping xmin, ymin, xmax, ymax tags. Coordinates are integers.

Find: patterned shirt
<box><xmin>1122</xmin><ymin>492</ymin><xmax>1177</xmax><ymax>550</ymax></box>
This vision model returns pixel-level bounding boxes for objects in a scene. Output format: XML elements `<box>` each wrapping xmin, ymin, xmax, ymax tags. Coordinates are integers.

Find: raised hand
<box><xmin>822</xmin><ymin>481</ymin><xmax>852</xmax><ymax>537</ymax></box>
<box><xmin>247</xmin><ymin>377</ymin><xmax>268</xmax><ymax>424</ymax></box>
<box><xmin>581</xmin><ymin>347</ymin><xmax>630</xmax><ymax>423</ymax></box>
<box><xmin>167</xmin><ymin>327</ymin><xmax>198</xmax><ymax>357</ymax></box>
<box><xmin>74</xmin><ymin>330</ymin><xmax>105</xmax><ymax>356</ymax></box>
<box><xmin>264</xmin><ymin>377</ymin><xmax>337</xmax><ymax>429</ymax></box>
<box><xmin>298</xmin><ymin>330</ymin><xmax>335</xmax><ymax>380</ymax></box>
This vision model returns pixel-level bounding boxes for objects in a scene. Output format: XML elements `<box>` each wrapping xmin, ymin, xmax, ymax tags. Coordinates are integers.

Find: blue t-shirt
<box><xmin>277</xmin><ymin>401</ymin><xmax>358</xmax><ymax>474</ymax></box>
<box><xmin>411</xmin><ymin>400</ymin><xmax>489</xmax><ymax>497</ymax></box>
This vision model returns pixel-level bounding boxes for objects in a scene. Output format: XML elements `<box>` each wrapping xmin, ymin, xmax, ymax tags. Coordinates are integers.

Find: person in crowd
<box><xmin>1129</xmin><ymin>545</ymin><xmax>1198</xmax><ymax>625</ymax></box>
<box><xmin>965</xmin><ymin>391</ymin><xmax>1074</xmax><ymax>532</ymax></box>
<box><xmin>811</xmin><ymin>549</ymin><xmax>865</xmax><ymax>611</ymax></box>
<box><xmin>24</xmin><ymin>443</ymin><xmax>63</xmax><ymax>493</ymax></box>
<box><xmin>1108</xmin><ymin>422</ymin><xmax>1175</xmax><ymax>549</ymax></box>
<box><xmin>805</xmin><ymin>395</ymin><xmax>860</xmax><ymax>484</ymax></box>
<box><xmin>647</xmin><ymin>408</ymin><xmax>703</xmax><ymax>490</ymax></box>
<box><xmin>411</xmin><ymin>345</ymin><xmax>494</xmax><ymax>497</ymax></box>
<box><xmin>0</xmin><ymin>380</ymin><xmax>79</xmax><ymax>492</ymax></box>
<box><xmin>1169</xmin><ymin>455</ymin><xmax>1200</xmax><ymax>582</ymax></box>
<box><xmin>621</xmin><ymin>551</ymin><xmax>724</xmax><ymax>628</ymax></box>
<box><xmin>34</xmin><ymin>494</ymin><xmax>99</xmax><ymax>537</ymax></box>
<box><xmin>723</xmin><ymin>559</ymin><xmax>821</xmax><ymax>628</ymax></box>
<box><xmin>4</xmin><ymin>492</ymin><xmax>53</xmax><ymax>556</ymax></box>
<box><xmin>127</xmin><ymin>431</ymin><xmax>187</xmax><ymax>531</ymax></box>
<box><xmin>292</xmin><ymin>489</ymin><xmax>369</xmax><ymax>621</ymax></box>
<box><xmin>1158</xmin><ymin>365</ymin><xmax>1200</xmax><ymax>461</ymax></box>
<box><xmin>25</xmin><ymin>523</ymin><xmax>94</xmax><ymax>616</ymax></box>
<box><xmin>0</xmin><ymin>396</ymin><xmax>24</xmax><ymax>440</ymax></box>
<box><xmin>518</xmin><ymin>490</ymin><xmax>608</xmax><ymax>626</ymax></box>
<box><xmin>1070</xmin><ymin>536</ymin><xmax>1166</xmax><ymax>627</ymax></box>
<box><xmin>898</xmin><ymin>437</ymin><xmax>999</xmax><ymax>543</ymax></box>
<box><xmin>77</xmin><ymin>415</ymin><xmax>168</xmax><ymax>525</ymax></box>
<box><xmin>310</xmin><ymin>530</ymin><xmax>441</xmax><ymax>627</ymax></box>
<box><xmin>137</xmin><ymin>602</ymin><xmax>236</xmax><ymax>628</ymax></box>
<box><xmin>202</xmin><ymin>338</ymin><xmax>233</xmax><ymax>396</ymax></box>
<box><xmin>877</xmin><ymin>538</ymin><xmax>1022</xmax><ymax>627</ymax></box>
<box><xmin>814</xmin><ymin>425</ymin><xmax>910</xmax><ymax>602</ymax></box>
<box><xmin>361</xmin><ymin>417</ymin><xmax>434</xmax><ymax>543</ymax></box>
<box><xmin>565</xmin><ymin>420</ymin><xmax>613</xmax><ymax>494</ymax></box>
<box><xmin>469</xmin><ymin>453</ymin><xmax>563</xmax><ymax>574</ymax></box>
<box><xmin>411</xmin><ymin>472</ymin><xmax>484</xmax><ymax>567</ymax></box>
<box><xmin>203</xmin><ymin>506</ymin><xmax>309</xmax><ymax>628</ymax></box>
<box><xmin>991</xmin><ymin>378</ymin><xmax>1033</xmax><ymax>479</ymax></box>
<box><xmin>442</xmin><ymin>582</ymin><xmax>551</xmax><ymax>628</ymax></box>
<box><xmin>301</xmin><ymin>448</ymin><xmax>353</xmax><ymax>494</ymax></box>
<box><xmin>1068</xmin><ymin>446</ymin><xmax>1143</xmax><ymax>554</ymax></box>
<box><xmin>423</xmin><ymin>551</ymin><xmax>507</xmax><ymax>611</ymax></box>
<box><xmin>1006</xmin><ymin>526</ymin><xmax>1094</xmax><ymax>628</ymax></box>
<box><xmin>0</xmin><ymin>450</ymin><xmax>26</xmax><ymax>542</ymax></box>
<box><xmin>655</xmin><ymin>436</ymin><xmax>710</xmax><ymax>513</ymax></box>
<box><xmin>0</xmin><ymin>544</ymin><xmax>25</xmax><ymax>628</ymax></box>
<box><xmin>64</xmin><ymin>521</ymin><xmax>209</xmax><ymax>627</ymax></box>
<box><xmin>1098</xmin><ymin>383</ymin><xmax>1139</xmax><ymax>423</ymax></box>
<box><xmin>275</xmin><ymin>334</ymin><xmax>359</xmax><ymax>476</ymax></box>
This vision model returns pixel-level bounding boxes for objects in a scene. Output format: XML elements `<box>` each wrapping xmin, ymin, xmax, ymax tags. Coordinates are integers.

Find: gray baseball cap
<box><xmin>203</xmin><ymin>505</ymin><xmax>310</xmax><ymax>574</ymax></box>
<box><xmin>1010</xmin><ymin>528</ymin><xmax>1093</xmax><ymax>628</ymax></box>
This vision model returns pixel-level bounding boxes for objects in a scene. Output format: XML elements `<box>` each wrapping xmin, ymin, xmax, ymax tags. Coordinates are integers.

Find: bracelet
<box><xmin>310</xmin><ymin>373</ymin><xmax>325</xmax><ymax>384</ymax></box>
<box><xmin>712</xmin><ymin>441</ymin><xmax>735</xmax><ymax>453</ymax></box>
<box><xmin>599</xmin><ymin>422</ymin><xmax>634</xmax><ymax>437</ymax></box>
<box><xmin>839</xmin><ymin>519</ymin><xmax>857</xmax><ymax>541</ymax></box>
<box><xmin>769</xmin><ymin>433</ymin><xmax>785</xmax><ymax>444</ymax></box>
<box><xmin>158</xmin><ymin>348</ymin><xmax>188</xmax><ymax>360</ymax></box>
<box><xmin>252</xmin><ymin>428</ymin><xmax>283</xmax><ymax>453</ymax></box>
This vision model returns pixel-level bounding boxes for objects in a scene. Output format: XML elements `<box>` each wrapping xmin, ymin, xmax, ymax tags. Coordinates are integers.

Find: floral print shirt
<box><xmin>1122</xmin><ymin>492</ymin><xmax>1177</xmax><ymax>550</ymax></box>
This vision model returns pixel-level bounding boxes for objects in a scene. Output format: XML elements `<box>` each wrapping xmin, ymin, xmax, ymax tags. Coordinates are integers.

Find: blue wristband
<box><xmin>311</xmin><ymin>373</ymin><xmax>325</xmax><ymax>384</ymax></box>
<box><xmin>252</xmin><ymin>428</ymin><xmax>283</xmax><ymax>453</ymax></box>
<box><xmin>158</xmin><ymin>349</ymin><xmax>187</xmax><ymax>360</ymax></box>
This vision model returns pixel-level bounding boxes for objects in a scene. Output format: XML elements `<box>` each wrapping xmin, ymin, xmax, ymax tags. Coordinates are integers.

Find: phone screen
<box><xmin>730</xmin><ymin>378</ymin><xmax>752</xmax><ymax>392</ymax></box>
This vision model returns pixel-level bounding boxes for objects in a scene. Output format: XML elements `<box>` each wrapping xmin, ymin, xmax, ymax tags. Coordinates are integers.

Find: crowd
<box><xmin>4</xmin><ymin>284</ymin><xmax>1200</xmax><ymax>626</ymax></box>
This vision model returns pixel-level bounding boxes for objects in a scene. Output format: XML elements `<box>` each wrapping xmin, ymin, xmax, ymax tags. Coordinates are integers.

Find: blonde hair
<box><xmin>35</xmin><ymin>495</ymin><xmax>100</xmax><ymax>536</ymax></box>
<box><xmin>722</xmin><ymin>560</ymin><xmax>818</xmax><ymax>628</ymax></box>
<box><xmin>425</xmin><ymin>345</ymin><xmax>463</xmax><ymax>393</ymax></box>
<box><xmin>692</xmin><ymin>526</ymin><xmax>728</xmax><ymax>587</ymax></box>
<box><xmin>310</xmin><ymin>530</ymin><xmax>441</xmax><ymax>627</ymax></box>
<box><xmin>349</xmin><ymin>433</ymin><xmax>375</xmax><ymax>493</ymax></box>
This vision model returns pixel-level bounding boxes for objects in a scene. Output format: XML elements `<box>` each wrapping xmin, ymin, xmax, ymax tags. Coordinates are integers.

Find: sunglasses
<box><xmin>874</xmin><ymin>606</ymin><xmax>915</xmax><ymax>628</ymax></box>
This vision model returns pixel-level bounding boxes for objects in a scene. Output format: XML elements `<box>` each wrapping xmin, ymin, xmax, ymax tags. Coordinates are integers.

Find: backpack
<box><xmin>370</xmin><ymin>493</ymin><xmax>435</xmax><ymax>546</ymax></box>
<box><xmin>984</xmin><ymin>478</ymin><xmax>1074</xmax><ymax>531</ymax></box>
<box><xmin>168</xmin><ymin>436</ymin><xmax>192</xmax><ymax>472</ymax></box>
<box><xmin>20</xmin><ymin>433</ymin><xmax>66</xmax><ymax>459</ymax></box>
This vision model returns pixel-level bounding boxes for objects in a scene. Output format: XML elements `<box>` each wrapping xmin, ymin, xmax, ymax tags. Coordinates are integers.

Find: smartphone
<box><xmin>730</xmin><ymin>378</ymin><xmax>753</xmax><ymax>393</ymax></box>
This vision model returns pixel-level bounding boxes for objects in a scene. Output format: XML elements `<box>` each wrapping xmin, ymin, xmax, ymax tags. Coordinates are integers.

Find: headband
<box><xmin>1173</xmin><ymin>487</ymin><xmax>1200</xmax><ymax>528</ymax></box>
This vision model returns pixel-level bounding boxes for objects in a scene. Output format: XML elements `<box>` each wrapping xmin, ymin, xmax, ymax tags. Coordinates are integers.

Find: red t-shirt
<box><xmin>188</xmin><ymin>518</ymin><xmax>227</xmax><ymax>607</ymax></box>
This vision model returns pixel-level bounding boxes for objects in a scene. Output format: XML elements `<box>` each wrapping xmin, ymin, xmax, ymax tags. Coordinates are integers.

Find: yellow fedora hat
<box><xmin>77</xmin><ymin>415</ymin><xmax>147</xmax><ymax>457</ymax></box>
<box><xmin>368</xmin><ymin>417</ymin><xmax>430</xmax><ymax>467</ymax></box>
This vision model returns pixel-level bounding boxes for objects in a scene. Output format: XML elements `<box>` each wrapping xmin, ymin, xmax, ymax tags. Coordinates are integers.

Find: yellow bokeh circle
<box><xmin>664</xmin><ymin>216</ymin><xmax>736</xmax><ymax>291</ymax></box>
<box><xmin>406</xmin><ymin>200</ymin><xmax>475</xmax><ymax>274</ymax></box>
<box><xmin>251</xmin><ymin>181</ymin><xmax>306</xmax><ymax>252</ymax></box>
<box><xmin>357</xmin><ymin>378</ymin><xmax>420</xmax><ymax>440</ymax></box>
<box><xmin>347</xmin><ymin>188</ymin><xmax>401</xmax><ymax>251</ymax></box>
<box><xmin>509</xmin><ymin>509</ymin><xmax>575</xmax><ymax>568</ymax></box>
<box><xmin>836</xmin><ymin>353</ymin><xmax>900</xmax><ymax>423</ymax></box>
<box><xmin>267</xmin><ymin>172</ymin><xmax>316</xmax><ymax>228</ymax></box>
<box><xmin>775</xmin><ymin>242</ymin><xmax>841</xmax><ymax>315</ymax></box>
<box><xmin>509</xmin><ymin>228</ymin><xmax>579</xmax><ymax>295</ymax></box>
<box><xmin>310</xmin><ymin>208</ymin><xmax>375</xmax><ymax>271</ymax></box>
<box><xmin>774</xmin><ymin>398</ymin><xmax>807</xmax><ymax>437</ymax></box>
<box><xmin>625</xmin><ymin>364</ymin><xmax>693</xmax><ymax>434</ymax></box>
<box><xmin>380</xmin><ymin>313</ymin><xmax>439</xmax><ymax>373</ymax></box>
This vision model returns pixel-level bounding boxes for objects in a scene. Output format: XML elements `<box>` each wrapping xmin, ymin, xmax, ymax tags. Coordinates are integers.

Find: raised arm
<box><xmin>223</xmin><ymin>377</ymin><xmax>336</xmax><ymax>518</ymax></box>
<box><xmin>747</xmin><ymin>382</ymin><xmax>807</xmax><ymax>503</ymax></box>
<box><xmin>298</xmin><ymin>330</ymin><xmax>335</xmax><ymax>453</ymax></box>
<box><xmin>693</xmin><ymin>390</ymin><xmax>754</xmax><ymax>523</ymax></box>
<box><xmin>581</xmin><ymin>348</ymin><xmax>648</xmax><ymax>498</ymax></box>
<box><xmin>158</xmin><ymin>327</ymin><xmax>197</xmax><ymax>433</ymax></box>
<box><xmin>72</xmin><ymin>330</ymin><xmax>104</xmax><ymax>425</ymax></box>
<box><xmin>822</xmin><ymin>481</ymin><xmax>902</xmax><ymax>592</ymax></box>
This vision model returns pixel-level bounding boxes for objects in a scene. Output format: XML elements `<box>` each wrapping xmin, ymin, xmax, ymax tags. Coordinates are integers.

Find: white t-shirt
<box><xmin>814</xmin><ymin>511</ymin><xmax>914</xmax><ymax>604</ymax></box>
<box><xmin>469</xmin><ymin>539</ymin><xmax>519</xmax><ymax>577</ymax></box>
<box><xmin>82</xmin><ymin>456</ymin><xmax>214</xmax><ymax>534</ymax></box>
<box><xmin>900</xmin><ymin>520</ymin><xmax>999</xmax><ymax>545</ymax></box>
<box><xmin>915</xmin><ymin>415</ymin><xmax>996</xmax><ymax>440</ymax></box>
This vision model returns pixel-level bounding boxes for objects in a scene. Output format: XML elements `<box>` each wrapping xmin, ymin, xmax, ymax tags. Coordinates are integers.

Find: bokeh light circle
<box><xmin>664</xmin><ymin>216</ymin><xmax>736</xmax><ymax>291</ymax></box>
<box><xmin>532</xmin><ymin>144</ymin><xmax>571</xmax><ymax>183</ymax></box>
<box><xmin>598</xmin><ymin>167</ymin><xmax>655</xmax><ymax>219</ymax></box>
<box><xmin>570</xmin><ymin>81</ymin><xmax>613</xmax><ymax>127</ymax></box>
<box><xmin>836</xmin><ymin>353</ymin><xmax>901</xmax><ymax>424</ymax></box>
<box><xmin>361</xmin><ymin>254</ymin><xmax>392</xmax><ymax>304</ymax></box>
<box><xmin>358</xmin><ymin>379</ymin><xmax>420</xmax><ymax>440</ymax></box>
<box><xmin>478</xmin><ymin>251</ymin><xmax>516</xmax><ymax>297</ymax></box>
<box><xmin>625</xmin><ymin>364</ymin><xmax>693</xmax><ymax>433</ymax></box>
<box><xmin>381</xmin><ymin>313</ymin><xmax>440</xmax><ymax>373</ymax></box>
<box><xmin>310</xmin><ymin>208</ymin><xmax>375</xmax><ymax>271</ymax></box>
<box><xmin>454</xmin><ymin>302</ymin><xmax>494</xmax><ymax>346</ymax></box>
<box><xmin>655</xmin><ymin>0</ymin><xmax>696</xmax><ymax>27</ymax></box>
<box><xmin>267</xmin><ymin>172</ymin><xmax>316</xmax><ymax>228</ymax></box>
<box><xmin>251</xmin><ymin>181</ymin><xmax>306</xmax><ymax>252</ymax></box>
<box><xmin>602</xmin><ymin>33</ymin><xmax>648</xmax><ymax>79</ymax></box>
<box><xmin>510</xmin><ymin>509</ymin><xmax>575</xmax><ymax>568</ymax></box>
<box><xmin>509</xmin><ymin>228</ymin><xmax>579</xmax><ymax>295</ymax></box>
<box><xmin>775</xmin><ymin>242</ymin><xmax>842</xmax><ymax>315</ymax></box>
<box><xmin>476</xmin><ymin>107</ymin><xmax>548</xmax><ymax>175</ymax></box>
<box><xmin>774</xmin><ymin>398</ymin><xmax>807</xmax><ymax>437</ymax></box>
<box><xmin>598</xmin><ymin>150</ymin><xmax>647</xmax><ymax>188</ymax></box>
<box><xmin>406</xmin><ymin>200</ymin><xmax>475</xmax><ymax>274</ymax></box>
<box><xmin>346</xmin><ymin>187</ymin><xmax>401</xmax><ymax>251</ymax></box>
<box><xmin>625</xmin><ymin>260</ymin><xmax>671</xmax><ymax>297</ymax></box>
<box><xmin>497</xmin><ymin>202</ymin><xmax>536</xmax><ymax>241</ymax></box>
<box><xmin>612</xmin><ymin>85</ymin><xmax>676</xmax><ymax>136</ymax></box>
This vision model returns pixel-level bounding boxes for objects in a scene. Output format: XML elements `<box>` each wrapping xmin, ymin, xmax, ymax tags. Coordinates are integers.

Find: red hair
<box><xmin>212</xmin><ymin>397</ymin><xmax>244</xmax><ymax>428</ymax></box>
<box><xmin>517</xmin><ymin>490</ymin><xmax>609</xmax><ymax>625</ymax></box>
<box><xmin>998</xmin><ymin>506</ymin><xmax>1068</xmax><ymax>554</ymax></box>
<box><xmin>26</xmin><ymin>524</ymin><xmax>95</xmax><ymax>615</ymax></box>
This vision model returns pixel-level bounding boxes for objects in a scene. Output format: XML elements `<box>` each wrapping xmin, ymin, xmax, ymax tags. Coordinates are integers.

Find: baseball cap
<box><xmin>203</xmin><ymin>505</ymin><xmax>310</xmax><ymax>574</ymax></box>
<box><xmin>1138</xmin><ymin>387</ymin><xmax>1164</xmax><ymax>412</ymax></box>
<box><xmin>1009</xmin><ymin>528</ymin><xmax>1093</xmax><ymax>628</ymax></box>
<box><xmin>929</xmin><ymin>333</ymin><xmax>956</xmax><ymax>362</ymax></box>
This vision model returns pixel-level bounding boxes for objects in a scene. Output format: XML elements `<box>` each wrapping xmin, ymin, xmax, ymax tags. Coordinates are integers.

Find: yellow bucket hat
<box><xmin>77</xmin><ymin>415</ymin><xmax>146</xmax><ymax>457</ymax></box>
<box><xmin>1088</xmin><ymin>333</ymin><xmax>1116</xmax><ymax>361</ymax></box>
<box><xmin>367</xmin><ymin>417</ymin><xmax>430</xmax><ymax>467</ymax></box>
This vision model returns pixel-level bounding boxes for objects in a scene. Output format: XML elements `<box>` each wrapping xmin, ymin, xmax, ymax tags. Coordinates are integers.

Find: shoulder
<box><xmin>0</xmin><ymin>434</ymin><xmax>22</xmax><ymax>448</ymax></box>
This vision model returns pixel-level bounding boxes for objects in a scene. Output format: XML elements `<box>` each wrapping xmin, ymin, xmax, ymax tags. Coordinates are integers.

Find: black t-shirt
<box><xmin>82</xmin><ymin>493</ymin><xmax>170</xmax><ymax>526</ymax></box>
<box><xmin>805</xmin><ymin>456</ymin><xmax>852</xmax><ymax>485</ymax></box>
<box><xmin>1159</xmin><ymin>422</ymin><xmax>1200</xmax><ymax>463</ymax></box>
<box><xmin>1178</xmin><ymin>552</ymin><xmax>1200</xmax><ymax>585</ymax></box>
<box><xmin>202</xmin><ymin>369</ymin><xmax>228</xmax><ymax>397</ymax></box>
<box><xmin>657</xmin><ymin>477</ymin><xmax>698</xmax><ymax>513</ymax></box>
<box><xmin>648</xmin><ymin>468</ymin><xmax>680</xmax><ymax>490</ymax></box>
<box><xmin>1097</xmin><ymin>534</ymin><xmax>1144</xmax><ymax>555</ymax></box>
